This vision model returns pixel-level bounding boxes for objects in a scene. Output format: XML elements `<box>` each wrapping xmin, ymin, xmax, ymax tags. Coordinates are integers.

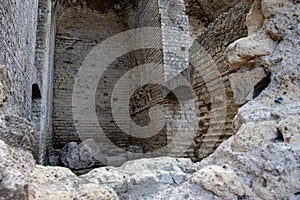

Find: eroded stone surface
<box><xmin>229</xmin><ymin>67</ymin><xmax>267</xmax><ymax>104</ymax></box>
<box><xmin>0</xmin><ymin>65</ymin><xmax>10</xmax><ymax>107</ymax></box>
<box><xmin>0</xmin><ymin>138</ymin><xmax>119</xmax><ymax>200</ymax></box>
<box><xmin>246</xmin><ymin>0</ymin><xmax>264</xmax><ymax>35</ymax></box>
<box><xmin>0</xmin><ymin>115</ymin><xmax>35</xmax><ymax>151</ymax></box>
<box><xmin>0</xmin><ymin>140</ymin><xmax>35</xmax><ymax>200</ymax></box>
<box><xmin>277</xmin><ymin>115</ymin><xmax>300</xmax><ymax>145</ymax></box>
<box><xmin>0</xmin><ymin>0</ymin><xmax>300</xmax><ymax>200</ymax></box>
<box><xmin>194</xmin><ymin>0</ymin><xmax>300</xmax><ymax>199</ymax></box>
<box><xmin>227</xmin><ymin>32</ymin><xmax>277</xmax><ymax>67</ymax></box>
<box><xmin>191</xmin><ymin>165</ymin><xmax>249</xmax><ymax>200</ymax></box>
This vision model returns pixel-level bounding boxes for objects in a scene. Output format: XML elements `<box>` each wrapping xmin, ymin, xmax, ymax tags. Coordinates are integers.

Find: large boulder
<box><xmin>61</xmin><ymin>139</ymin><xmax>103</xmax><ymax>170</ymax></box>
<box><xmin>32</xmin><ymin>165</ymin><xmax>118</xmax><ymax>200</ymax></box>
<box><xmin>226</xmin><ymin>32</ymin><xmax>277</xmax><ymax>68</ymax></box>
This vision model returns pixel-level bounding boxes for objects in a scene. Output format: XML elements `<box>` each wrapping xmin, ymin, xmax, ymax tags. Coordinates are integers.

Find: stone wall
<box><xmin>52</xmin><ymin>2</ymin><xmax>129</xmax><ymax>149</ymax></box>
<box><xmin>0</xmin><ymin>0</ymin><xmax>252</xmax><ymax>166</ymax></box>
<box><xmin>190</xmin><ymin>1</ymin><xmax>250</xmax><ymax>160</ymax></box>
<box><xmin>52</xmin><ymin>0</ymin><xmax>251</xmax><ymax>164</ymax></box>
<box><xmin>159</xmin><ymin>0</ymin><xmax>196</xmax><ymax>158</ymax></box>
<box><xmin>0</xmin><ymin>0</ymin><xmax>39</xmax><ymax>119</ymax></box>
<box><xmin>126</xmin><ymin>0</ymin><xmax>196</xmax><ymax>158</ymax></box>
<box><xmin>185</xmin><ymin>0</ymin><xmax>242</xmax><ymax>26</ymax></box>
<box><xmin>52</xmin><ymin>0</ymin><xmax>197</xmax><ymax>162</ymax></box>
<box><xmin>160</xmin><ymin>0</ymin><xmax>190</xmax><ymax>81</ymax></box>
<box><xmin>32</xmin><ymin>0</ymin><xmax>57</xmax><ymax>164</ymax></box>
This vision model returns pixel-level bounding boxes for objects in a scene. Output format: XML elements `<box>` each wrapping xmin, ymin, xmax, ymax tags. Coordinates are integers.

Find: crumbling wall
<box><xmin>192</xmin><ymin>1</ymin><xmax>300</xmax><ymax>199</ymax></box>
<box><xmin>190</xmin><ymin>1</ymin><xmax>251</xmax><ymax>160</ymax></box>
<box><xmin>125</xmin><ymin>0</ymin><xmax>196</xmax><ymax>157</ymax></box>
<box><xmin>124</xmin><ymin>0</ymin><xmax>167</xmax><ymax>154</ymax></box>
<box><xmin>0</xmin><ymin>0</ymin><xmax>39</xmax><ymax>119</ymax></box>
<box><xmin>51</xmin><ymin>0</ymin><xmax>254</xmax><ymax>165</ymax></box>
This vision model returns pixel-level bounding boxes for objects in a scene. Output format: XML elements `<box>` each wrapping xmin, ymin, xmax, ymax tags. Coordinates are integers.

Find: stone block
<box><xmin>105</xmin><ymin>156</ymin><xmax>127</xmax><ymax>167</ymax></box>
<box><xmin>229</xmin><ymin>67</ymin><xmax>267</xmax><ymax>104</ymax></box>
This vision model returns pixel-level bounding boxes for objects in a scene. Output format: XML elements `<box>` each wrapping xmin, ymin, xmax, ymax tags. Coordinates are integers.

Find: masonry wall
<box><xmin>51</xmin><ymin>0</ymin><xmax>251</xmax><ymax>165</ymax></box>
<box><xmin>190</xmin><ymin>1</ymin><xmax>250</xmax><ymax>160</ymax></box>
<box><xmin>160</xmin><ymin>0</ymin><xmax>190</xmax><ymax>81</ymax></box>
<box><xmin>0</xmin><ymin>0</ymin><xmax>38</xmax><ymax>119</ymax></box>
<box><xmin>126</xmin><ymin>0</ymin><xmax>166</xmax><ymax>155</ymax></box>
<box><xmin>52</xmin><ymin>3</ymin><xmax>129</xmax><ymax>149</ymax></box>
<box><xmin>125</xmin><ymin>0</ymin><xmax>197</xmax><ymax>158</ymax></box>
<box><xmin>32</xmin><ymin>0</ymin><xmax>57</xmax><ymax>164</ymax></box>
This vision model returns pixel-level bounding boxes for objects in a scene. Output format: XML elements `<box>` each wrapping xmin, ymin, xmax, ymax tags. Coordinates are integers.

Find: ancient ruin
<box><xmin>0</xmin><ymin>0</ymin><xmax>299</xmax><ymax>199</ymax></box>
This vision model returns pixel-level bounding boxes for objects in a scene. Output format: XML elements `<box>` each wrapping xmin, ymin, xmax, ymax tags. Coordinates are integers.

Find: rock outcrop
<box><xmin>0</xmin><ymin>138</ymin><xmax>118</xmax><ymax>200</ymax></box>
<box><xmin>80</xmin><ymin>157</ymin><xmax>222</xmax><ymax>200</ymax></box>
<box><xmin>191</xmin><ymin>0</ymin><xmax>300</xmax><ymax>199</ymax></box>
<box><xmin>191</xmin><ymin>165</ymin><xmax>249</xmax><ymax>199</ymax></box>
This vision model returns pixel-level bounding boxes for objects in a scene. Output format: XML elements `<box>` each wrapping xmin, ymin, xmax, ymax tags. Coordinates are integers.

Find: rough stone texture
<box><xmin>60</xmin><ymin>139</ymin><xmax>100</xmax><ymax>170</ymax></box>
<box><xmin>0</xmin><ymin>0</ymin><xmax>38</xmax><ymax>119</ymax></box>
<box><xmin>277</xmin><ymin>115</ymin><xmax>300</xmax><ymax>146</ymax></box>
<box><xmin>0</xmin><ymin>115</ymin><xmax>35</xmax><ymax>151</ymax></box>
<box><xmin>80</xmin><ymin>157</ymin><xmax>211</xmax><ymax>199</ymax></box>
<box><xmin>1</xmin><ymin>0</ymin><xmax>300</xmax><ymax>199</ymax></box>
<box><xmin>0</xmin><ymin>65</ymin><xmax>10</xmax><ymax>107</ymax></box>
<box><xmin>229</xmin><ymin>67</ymin><xmax>267</xmax><ymax>104</ymax></box>
<box><xmin>32</xmin><ymin>0</ymin><xmax>56</xmax><ymax>165</ymax></box>
<box><xmin>1</xmin><ymin>132</ymin><xmax>222</xmax><ymax>200</ymax></box>
<box><xmin>0</xmin><ymin>140</ymin><xmax>36</xmax><ymax>200</ymax></box>
<box><xmin>190</xmin><ymin>1</ymin><xmax>251</xmax><ymax>160</ymax></box>
<box><xmin>0</xmin><ymin>138</ymin><xmax>118</xmax><ymax>200</ymax></box>
<box><xmin>231</xmin><ymin>121</ymin><xmax>277</xmax><ymax>152</ymax></box>
<box><xmin>192</xmin><ymin>0</ymin><xmax>300</xmax><ymax>199</ymax></box>
<box><xmin>191</xmin><ymin>165</ymin><xmax>249</xmax><ymax>200</ymax></box>
<box><xmin>196</xmin><ymin>121</ymin><xmax>300</xmax><ymax>200</ymax></box>
<box><xmin>246</xmin><ymin>0</ymin><xmax>264</xmax><ymax>35</ymax></box>
<box><xmin>227</xmin><ymin>32</ymin><xmax>277</xmax><ymax>68</ymax></box>
<box><xmin>32</xmin><ymin>165</ymin><xmax>118</xmax><ymax>200</ymax></box>
<box><xmin>185</xmin><ymin>0</ymin><xmax>242</xmax><ymax>26</ymax></box>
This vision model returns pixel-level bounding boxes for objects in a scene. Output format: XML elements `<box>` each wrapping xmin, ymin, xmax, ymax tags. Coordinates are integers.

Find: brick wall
<box><xmin>190</xmin><ymin>1</ymin><xmax>250</xmax><ymax>160</ymax></box>
<box><xmin>51</xmin><ymin>0</ymin><xmax>251</xmax><ymax>165</ymax></box>
<box><xmin>52</xmin><ymin>4</ymin><xmax>129</xmax><ymax>149</ymax></box>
